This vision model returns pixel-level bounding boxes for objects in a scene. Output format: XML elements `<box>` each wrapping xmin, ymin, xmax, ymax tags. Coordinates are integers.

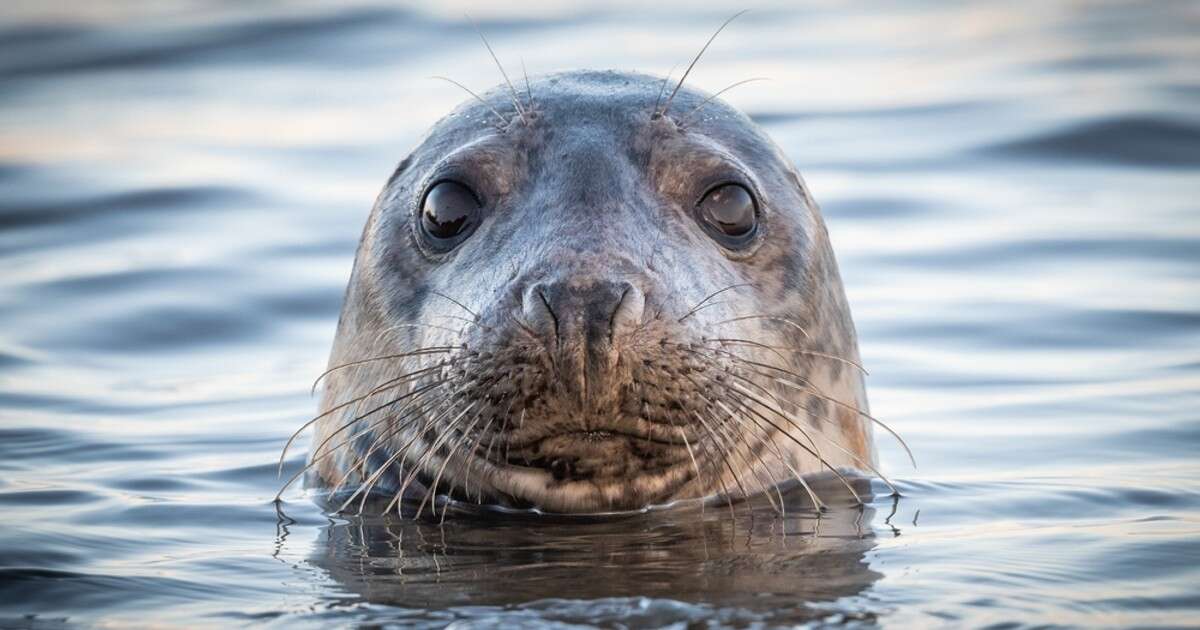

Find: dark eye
<box><xmin>697</xmin><ymin>183</ymin><xmax>757</xmax><ymax>244</ymax></box>
<box><xmin>420</xmin><ymin>180</ymin><xmax>480</xmax><ymax>245</ymax></box>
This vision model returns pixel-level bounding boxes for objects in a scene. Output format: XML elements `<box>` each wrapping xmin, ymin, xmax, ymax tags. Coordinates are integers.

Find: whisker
<box><xmin>453</xmin><ymin>414</ymin><xmax>497</xmax><ymax>510</ymax></box>
<box><xmin>521</xmin><ymin>58</ymin><xmax>534</xmax><ymax>111</ymax></box>
<box><xmin>705</xmin><ymin>337</ymin><xmax>868</xmax><ymax>375</ymax></box>
<box><xmin>467</xmin><ymin>15</ymin><xmax>529</xmax><ymax>125</ymax></box>
<box><xmin>686</xmin><ymin>398</ymin><xmax>748</xmax><ymax>506</ymax></box>
<box><xmin>726</xmin><ymin>355</ymin><xmax>914</xmax><ymax>469</ymax></box>
<box><xmin>696</xmin><ymin>345</ymin><xmax>892</xmax><ymax>494</ymax></box>
<box><xmin>385</xmin><ymin>401</ymin><xmax>480</xmax><ymax>516</ymax></box>
<box><xmin>651</xmin><ymin>63</ymin><xmax>678</xmax><ymax>118</ymax></box>
<box><xmin>678</xmin><ymin>282</ymin><xmax>756</xmax><ymax>323</ymax></box>
<box><xmin>430</xmin><ymin>75</ymin><xmax>509</xmax><ymax>127</ymax></box>
<box><xmin>689</xmin><ymin>375</ymin><xmax>824</xmax><ymax>511</ymax></box>
<box><xmin>678</xmin><ymin>77</ymin><xmax>770</xmax><ymax>127</ymax></box>
<box><xmin>659</xmin><ymin>10</ymin><xmax>748</xmax><ymax>118</ymax></box>
<box><xmin>689</xmin><ymin>410</ymin><xmax>740</xmax><ymax>519</ymax></box>
<box><xmin>282</xmin><ymin>365</ymin><xmax>448</xmax><ymax>473</ymax></box>
<box><xmin>326</xmin><ymin>392</ymin><xmax>453</xmax><ymax>497</ymax></box>
<box><xmin>709</xmin><ymin>314</ymin><xmax>810</xmax><ymax>339</ymax></box>
<box><xmin>714</xmin><ymin>396</ymin><xmax>824</xmax><ymax>512</ymax></box>
<box><xmin>712</xmin><ymin>399</ymin><xmax>785</xmax><ymax>516</ymax></box>
<box><xmin>726</xmin><ymin>378</ymin><xmax>899</xmax><ymax>497</ymax></box>
<box><xmin>311</xmin><ymin>347</ymin><xmax>455</xmax><ymax>394</ymax></box>
<box><xmin>276</xmin><ymin>382</ymin><xmax>449</xmax><ymax>500</ymax></box>
<box><xmin>674</xmin><ymin>425</ymin><xmax>706</xmax><ymax>514</ymax></box>
<box><xmin>474</xmin><ymin>396</ymin><xmax>517</xmax><ymax>503</ymax></box>
<box><xmin>335</xmin><ymin>390</ymin><xmax>466</xmax><ymax>514</ymax></box>
<box><xmin>686</xmin><ymin>338</ymin><xmax>907</xmax><ymax>465</ymax></box>
<box><xmin>381</xmin><ymin>322</ymin><xmax>470</xmax><ymax>338</ymax></box>
<box><xmin>722</xmin><ymin>387</ymin><xmax>864</xmax><ymax>506</ymax></box>
<box><xmin>419</xmin><ymin>408</ymin><xmax>489</xmax><ymax>521</ymax></box>
<box><xmin>428</xmin><ymin>289</ymin><xmax>481</xmax><ymax>321</ymax></box>
<box><xmin>679</xmin><ymin>354</ymin><xmax>861</xmax><ymax>505</ymax></box>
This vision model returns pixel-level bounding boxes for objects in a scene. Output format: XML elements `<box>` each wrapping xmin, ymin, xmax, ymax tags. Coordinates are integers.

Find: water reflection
<box><xmin>292</xmin><ymin>478</ymin><xmax>884</xmax><ymax>625</ymax></box>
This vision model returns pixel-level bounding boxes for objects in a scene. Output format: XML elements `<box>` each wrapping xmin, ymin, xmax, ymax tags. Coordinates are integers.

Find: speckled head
<box><xmin>303</xmin><ymin>70</ymin><xmax>875</xmax><ymax>514</ymax></box>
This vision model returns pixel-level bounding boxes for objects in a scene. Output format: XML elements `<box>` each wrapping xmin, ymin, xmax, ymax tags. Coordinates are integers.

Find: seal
<box><xmin>284</xmin><ymin>68</ymin><xmax>902</xmax><ymax>516</ymax></box>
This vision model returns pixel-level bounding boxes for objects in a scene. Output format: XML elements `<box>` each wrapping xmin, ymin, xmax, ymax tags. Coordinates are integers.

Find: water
<box><xmin>1</xmin><ymin>1</ymin><xmax>1198</xmax><ymax>627</ymax></box>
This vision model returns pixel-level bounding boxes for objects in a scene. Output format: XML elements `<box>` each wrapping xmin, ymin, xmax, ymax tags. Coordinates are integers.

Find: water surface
<box><xmin>1</xmin><ymin>1</ymin><xmax>1198</xmax><ymax>627</ymax></box>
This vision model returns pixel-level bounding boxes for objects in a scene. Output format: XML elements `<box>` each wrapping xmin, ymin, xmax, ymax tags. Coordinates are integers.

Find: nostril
<box><xmin>521</xmin><ymin>283</ymin><xmax>560</xmax><ymax>343</ymax></box>
<box><xmin>537</xmin><ymin>286</ymin><xmax>560</xmax><ymax>339</ymax></box>
<box><xmin>608</xmin><ymin>283</ymin><xmax>646</xmax><ymax>340</ymax></box>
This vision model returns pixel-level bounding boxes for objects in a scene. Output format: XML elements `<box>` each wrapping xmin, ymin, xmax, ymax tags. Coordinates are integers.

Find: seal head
<box><xmin>305</xmin><ymin>70</ymin><xmax>874</xmax><ymax>514</ymax></box>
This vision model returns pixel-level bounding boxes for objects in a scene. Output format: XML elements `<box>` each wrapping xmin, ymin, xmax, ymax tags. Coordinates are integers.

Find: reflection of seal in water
<box><xmin>299</xmin><ymin>480</ymin><xmax>883</xmax><ymax>621</ymax></box>
<box><xmin>284</xmin><ymin>66</ymin><xmax>906</xmax><ymax>515</ymax></box>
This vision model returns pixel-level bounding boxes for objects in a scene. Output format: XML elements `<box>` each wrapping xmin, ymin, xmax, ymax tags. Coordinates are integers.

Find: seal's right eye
<box><xmin>420</xmin><ymin>180</ymin><xmax>480</xmax><ymax>246</ymax></box>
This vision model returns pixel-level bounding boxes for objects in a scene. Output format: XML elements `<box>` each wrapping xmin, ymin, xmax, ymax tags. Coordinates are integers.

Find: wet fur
<box><xmin>300</xmin><ymin>70</ymin><xmax>875</xmax><ymax>514</ymax></box>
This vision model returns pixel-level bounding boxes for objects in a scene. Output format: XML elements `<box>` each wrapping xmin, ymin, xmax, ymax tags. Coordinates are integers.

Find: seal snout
<box><xmin>521</xmin><ymin>279</ymin><xmax>645</xmax><ymax>404</ymax></box>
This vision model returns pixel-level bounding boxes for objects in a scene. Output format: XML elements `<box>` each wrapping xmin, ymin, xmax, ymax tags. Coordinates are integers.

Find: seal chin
<box><xmin>486</xmin><ymin>458</ymin><xmax>697</xmax><ymax>514</ymax></box>
<box><xmin>483</xmin><ymin>430</ymin><xmax>700</xmax><ymax>513</ymax></box>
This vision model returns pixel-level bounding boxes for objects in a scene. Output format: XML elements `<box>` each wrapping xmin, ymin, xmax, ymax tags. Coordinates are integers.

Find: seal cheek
<box><xmin>837</xmin><ymin>406</ymin><xmax>871</xmax><ymax>463</ymax></box>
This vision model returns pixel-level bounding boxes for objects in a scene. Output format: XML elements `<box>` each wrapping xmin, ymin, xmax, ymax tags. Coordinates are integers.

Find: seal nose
<box><xmin>522</xmin><ymin>279</ymin><xmax>645</xmax><ymax>402</ymax></box>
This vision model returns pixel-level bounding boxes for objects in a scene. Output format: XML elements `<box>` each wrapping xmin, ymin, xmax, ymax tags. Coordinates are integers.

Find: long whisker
<box><xmin>710</xmin><ymin>314</ymin><xmax>811</xmax><ymax>339</ymax></box>
<box><xmin>311</xmin><ymin>347</ymin><xmax>455</xmax><ymax>394</ymax></box>
<box><xmin>419</xmin><ymin>407</ymin><xmax>489</xmax><ymax>521</ymax></box>
<box><xmin>659</xmin><ymin>10</ymin><xmax>748</xmax><ymax>118</ymax></box>
<box><xmin>675</xmin><ymin>345</ymin><xmax>862</xmax><ymax>504</ymax></box>
<box><xmin>678</xmin><ymin>282</ymin><xmax>756</xmax><ymax>323</ymax></box>
<box><xmin>381</xmin><ymin>322</ymin><xmax>470</xmax><ymax>338</ymax></box>
<box><xmin>714</xmin><ymin>396</ymin><xmax>824</xmax><ymax>512</ymax></box>
<box><xmin>705</xmin><ymin>337</ymin><xmax>868</xmax><ymax>375</ymax></box>
<box><xmin>473</xmin><ymin>396</ymin><xmax>517</xmax><ymax>503</ymax></box>
<box><xmin>689</xmin><ymin>410</ymin><xmax>740</xmax><ymax>520</ymax></box>
<box><xmin>451</xmin><ymin>414</ymin><xmax>497</xmax><ymax>511</ymax></box>
<box><xmin>715</xmin><ymin>381</ymin><xmax>864</xmax><ymax>505</ymax></box>
<box><xmin>467</xmin><ymin>15</ymin><xmax>529</xmax><ymax>125</ymax></box>
<box><xmin>726</xmin><ymin>378</ymin><xmax>899</xmax><ymax>497</ymax></box>
<box><xmin>428</xmin><ymin>289</ymin><xmax>480</xmax><ymax>321</ymax></box>
<box><xmin>521</xmin><ymin>58</ymin><xmax>534</xmax><ymax>112</ymax></box>
<box><xmin>386</xmin><ymin>401</ymin><xmax>480</xmax><ymax>516</ymax></box>
<box><xmin>334</xmin><ymin>390</ymin><xmax>466</xmax><ymax>514</ymax></box>
<box><xmin>689</xmin><ymin>374</ymin><xmax>824</xmax><ymax>511</ymax></box>
<box><xmin>678</xmin><ymin>77</ymin><xmax>770</xmax><ymax>127</ymax></box>
<box><xmin>430</xmin><ymin>76</ymin><xmax>509</xmax><ymax>127</ymax></box>
<box><xmin>674</xmin><ymin>425</ymin><xmax>706</xmax><ymax>514</ymax></box>
<box><xmin>710</xmin><ymin>399</ymin><xmax>785</xmax><ymax>516</ymax></box>
<box><xmin>282</xmin><ymin>365</ymin><xmax>447</xmax><ymax>472</ymax></box>
<box><xmin>682</xmin><ymin>340</ymin><xmax>914</xmax><ymax>475</ymax></box>
<box><xmin>722</xmin><ymin>354</ymin><xmax>914</xmax><ymax>469</ymax></box>
<box><xmin>651</xmin><ymin>63</ymin><xmax>679</xmax><ymax>118</ymax></box>
<box><xmin>326</xmin><ymin>391</ymin><xmax>453</xmax><ymax>497</ymax></box>
<box><xmin>276</xmin><ymin>381</ymin><xmax>449</xmax><ymax>499</ymax></box>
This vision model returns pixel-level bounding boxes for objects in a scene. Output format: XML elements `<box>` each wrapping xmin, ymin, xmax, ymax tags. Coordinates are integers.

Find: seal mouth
<box><xmin>476</xmin><ymin>425</ymin><xmax>700</xmax><ymax>512</ymax></box>
<box><xmin>501</xmin><ymin>429</ymin><xmax>692</xmax><ymax>480</ymax></box>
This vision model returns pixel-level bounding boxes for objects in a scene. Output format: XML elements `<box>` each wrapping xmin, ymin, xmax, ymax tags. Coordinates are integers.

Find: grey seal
<box><xmin>282</xmin><ymin>68</ymin><xmax>903</xmax><ymax>516</ymax></box>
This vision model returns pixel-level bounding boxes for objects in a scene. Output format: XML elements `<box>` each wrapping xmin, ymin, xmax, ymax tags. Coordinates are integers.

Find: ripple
<box><xmin>41</xmin><ymin>304</ymin><xmax>264</xmax><ymax>353</ymax></box>
<box><xmin>872</xmin><ymin>305</ymin><xmax>1200</xmax><ymax>349</ymax></box>
<box><xmin>982</xmin><ymin>115</ymin><xmax>1200</xmax><ymax>167</ymax></box>
<box><xmin>0</xmin><ymin>7</ymin><xmax>413</xmax><ymax>79</ymax></box>
<box><xmin>0</xmin><ymin>186</ymin><xmax>248</xmax><ymax>232</ymax></box>
<box><xmin>874</xmin><ymin>236</ymin><xmax>1200</xmax><ymax>268</ymax></box>
<box><xmin>0</xmin><ymin>428</ymin><xmax>161</xmax><ymax>465</ymax></box>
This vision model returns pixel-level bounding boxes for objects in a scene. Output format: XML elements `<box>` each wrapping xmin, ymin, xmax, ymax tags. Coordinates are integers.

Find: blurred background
<box><xmin>1</xmin><ymin>1</ymin><xmax>1197</xmax><ymax>627</ymax></box>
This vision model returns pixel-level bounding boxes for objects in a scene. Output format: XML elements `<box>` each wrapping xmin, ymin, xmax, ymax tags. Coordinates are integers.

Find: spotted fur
<box><xmin>297</xmin><ymin>71</ymin><xmax>877</xmax><ymax>515</ymax></box>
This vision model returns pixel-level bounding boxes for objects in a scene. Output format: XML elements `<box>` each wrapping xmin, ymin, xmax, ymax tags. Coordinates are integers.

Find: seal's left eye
<box><xmin>697</xmin><ymin>183</ymin><xmax>757</xmax><ymax>245</ymax></box>
<box><xmin>420</xmin><ymin>180</ymin><xmax>480</xmax><ymax>245</ymax></box>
